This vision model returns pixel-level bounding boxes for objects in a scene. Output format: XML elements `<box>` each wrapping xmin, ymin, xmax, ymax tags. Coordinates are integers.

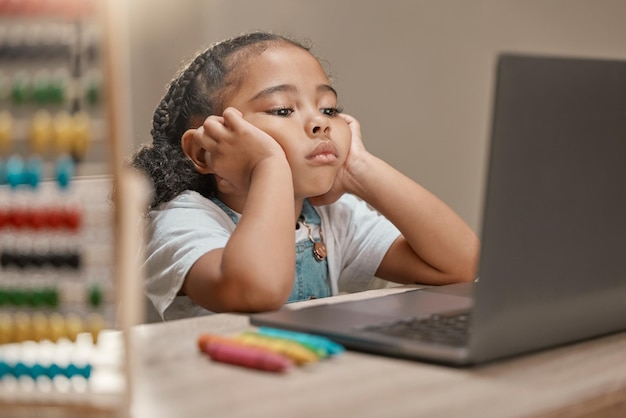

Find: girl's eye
<box><xmin>321</xmin><ymin>106</ymin><xmax>343</xmax><ymax>117</ymax></box>
<box><xmin>268</xmin><ymin>107</ymin><xmax>293</xmax><ymax>117</ymax></box>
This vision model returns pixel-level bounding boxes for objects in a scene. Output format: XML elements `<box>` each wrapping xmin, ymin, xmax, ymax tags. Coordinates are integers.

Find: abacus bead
<box><xmin>86</xmin><ymin>83</ymin><xmax>99</xmax><ymax>105</ymax></box>
<box><xmin>65</xmin><ymin>363</ymin><xmax>79</xmax><ymax>378</ymax></box>
<box><xmin>25</xmin><ymin>156</ymin><xmax>42</xmax><ymax>188</ymax></box>
<box><xmin>11</xmin><ymin>74</ymin><xmax>30</xmax><ymax>105</ymax></box>
<box><xmin>0</xmin><ymin>314</ymin><xmax>13</xmax><ymax>344</ymax></box>
<box><xmin>6</xmin><ymin>155</ymin><xmax>24</xmax><ymax>188</ymax></box>
<box><xmin>44</xmin><ymin>288</ymin><xmax>59</xmax><ymax>308</ymax></box>
<box><xmin>49</xmin><ymin>76</ymin><xmax>65</xmax><ymax>104</ymax></box>
<box><xmin>29</xmin><ymin>208</ymin><xmax>47</xmax><ymax>229</ymax></box>
<box><xmin>31</xmin><ymin>313</ymin><xmax>48</xmax><ymax>341</ymax></box>
<box><xmin>77</xmin><ymin>364</ymin><xmax>92</xmax><ymax>379</ymax></box>
<box><xmin>71</xmin><ymin>112</ymin><xmax>91</xmax><ymax>160</ymax></box>
<box><xmin>65</xmin><ymin>314</ymin><xmax>83</xmax><ymax>341</ymax></box>
<box><xmin>0</xmin><ymin>111</ymin><xmax>12</xmax><ymax>154</ymax></box>
<box><xmin>55</xmin><ymin>155</ymin><xmax>74</xmax><ymax>188</ymax></box>
<box><xmin>63</xmin><ymin>207</ymin><xmax>82</xmax><ymax>230</ymax></box>
<box><xmin>48</xmin><ymin>314</ymin><xmax>65</xmax><ymax>342</ymax></box>
<box><xmin>30</xmin><ymin>363</ymin><xmax>46</xmax><ymax>379</ymax></box>
<box><xmin>47</xmin><ymin>363</ymin><xmax>63</xmax><ymax>379</ymax></box>
<box><xmin>29</xmin><ymin>110</ymin><xmax>52</xmax><ymax>154</ymax></box>
<box><xmin>87</xmin><ymin>315</ymin><xmax>105</xmax><ymax>343</ymax></box>
<box><xmin>53</xmin><ymin>111</ymin><xmax>73</xmax><ymax>154</ymax></box>
<box><xmin>89</xmin><ymin>285</ymin><xmax>102</xmax><ymax>307</ymax></box>
<box><xmin>0</xmin><ymin>159</ymin><xmax>6</xmax><ymax>185</ymax></box>
<box><xmin>0</xmin><ymin>361</ymin><xmax>10</xmax><ymax>378</ymax></box>
<box><xmin>33</xmin><ymin>76</ymin><xmax>50</xmax><ymax>105</ymax></box>
<box><xmin>13</xmin><ymin>362</ymin><xmax>29</xmax><ymax>378</ymax></box>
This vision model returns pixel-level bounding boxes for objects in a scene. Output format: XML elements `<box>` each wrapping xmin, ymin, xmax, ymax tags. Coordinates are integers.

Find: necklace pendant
<box><xmin>313</xmin><ymin>242</ymin><xmax>327</xmax><ymax>262</ymax></box>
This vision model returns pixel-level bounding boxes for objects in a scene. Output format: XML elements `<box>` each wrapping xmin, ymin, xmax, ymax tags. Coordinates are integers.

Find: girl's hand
<box><xmin>309</xmin><ymin>113</ymin><xmax>372</xmax><ymax>205</ymax></box>
<box><xmin>196</xmin><ymin>107</ymin><xmax>286</xmax><ymax>193</ymax></box>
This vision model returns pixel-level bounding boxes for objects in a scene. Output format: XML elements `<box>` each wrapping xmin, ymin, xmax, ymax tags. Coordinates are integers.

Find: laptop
<box><xmin>250</xmin><ymin>53</ymin><xmax>626</xmax><ymax>366</ymax></box>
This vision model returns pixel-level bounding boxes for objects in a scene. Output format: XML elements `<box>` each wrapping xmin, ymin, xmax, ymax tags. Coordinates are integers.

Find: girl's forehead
<box><xmin>237</xmin><ymin>44</ymin><xmax>329</xmax><ymax>85</ymax></box>
<box><xmin>244</xmin><ymin>44</ymin><xmax>323</xmax><ymax>71</ymax></box>
<box><xmin>221</xmin><ymin>44</ymin><xmax>333</xmax><ymax>108</ymax></box>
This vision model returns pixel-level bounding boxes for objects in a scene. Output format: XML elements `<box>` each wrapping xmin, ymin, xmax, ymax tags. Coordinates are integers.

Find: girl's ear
<box><xmin>181</xmin><ymin>129</ymin><xmax>213</xmax><ymax>174</ymax></box>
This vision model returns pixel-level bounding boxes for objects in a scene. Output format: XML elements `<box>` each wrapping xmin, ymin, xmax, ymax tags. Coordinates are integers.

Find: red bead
<box><xmin>63</xmin><ymin>207</ymin><xmax>82</xmax><ymax>231</ymax></box>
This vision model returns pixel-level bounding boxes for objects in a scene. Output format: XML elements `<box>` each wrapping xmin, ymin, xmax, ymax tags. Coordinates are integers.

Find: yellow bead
<box><xmin>31</xmin><ymin>312</ymin><xmax>49</xmax><ymax>342</ymax></box>
<box><xmin>0</xmin><ymin>313</ymin><xmax>14</xmax><ymax>344</ymax></box>
<box><xmin>29</xmin><ymin>110</ymin><xmax>53</xmax><ymax>155</ymax></box>
<box><xmin>48</xmin><ymin>313</ymin><xmax>66</xmax><ymax>342</ymax></box>
<box><xmin>53</xmin><ymin>111</ymin><xmax>73</xmax><ymax>154</ymax></box>
<box><xmin>65</xmin><ymin>313</ymin><xmax>84</xmax><ymax>341</ymax></box>
<box><xmin>87</xmin><ymin>314</ymin><xmax>106</xmax><ymax>343</ymax></box>
<box><xmin>71</xmin><ymin>112</ymin><xmax>91</xmax><ymax>160</ymax></box>
<box><xmin>14</xmin><ymin>312</ymin><xmax>32</xmax><ymax>343</ymax></box>
<box><xmin>0</xmin><ymin>111</ymin><xmax>13</xmax><ymax>155</ymax></box>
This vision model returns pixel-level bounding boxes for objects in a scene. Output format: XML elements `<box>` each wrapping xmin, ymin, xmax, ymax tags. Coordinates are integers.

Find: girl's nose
<box><xmin>307</xmin><ymin>114</ymin><xmax>330</xmax><ymax>137</ymax></box>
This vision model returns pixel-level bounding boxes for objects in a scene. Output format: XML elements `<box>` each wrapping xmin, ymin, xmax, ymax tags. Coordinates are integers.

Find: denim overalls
<box><xmin>210</xmin><ymin>198</ymin><xmax>331</xmax><ymax>302</ymax></box>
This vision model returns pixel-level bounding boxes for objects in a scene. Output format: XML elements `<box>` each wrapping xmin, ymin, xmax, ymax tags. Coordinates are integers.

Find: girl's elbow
<box><xmin>455</xmin><ymin>245</ymin><xmax>480</xmax><ymax>283</ymax></box>
<box><xmin>236</xmin><ymin>272</ymin><xmax>294</xmax><ymax>312</ymax></box>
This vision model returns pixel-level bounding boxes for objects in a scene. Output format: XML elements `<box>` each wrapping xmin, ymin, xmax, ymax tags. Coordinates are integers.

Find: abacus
<box><xmin>0</xmin><ymin>1</ymin><xmax>142</xmax><ymax>417</ymax></box>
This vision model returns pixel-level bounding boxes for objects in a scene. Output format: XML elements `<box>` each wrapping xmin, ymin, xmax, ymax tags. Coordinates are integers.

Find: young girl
<box><xmin>131</xmin><ymin>31</ymin><xmax>480</xmax><ymax>321</ymax></box>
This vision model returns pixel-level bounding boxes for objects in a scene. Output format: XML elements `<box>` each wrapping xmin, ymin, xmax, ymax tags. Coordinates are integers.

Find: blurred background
<box><xmin>127</xmin><ymin>0</ymin><xmax>626</xmax><ymax>233</ymax></box>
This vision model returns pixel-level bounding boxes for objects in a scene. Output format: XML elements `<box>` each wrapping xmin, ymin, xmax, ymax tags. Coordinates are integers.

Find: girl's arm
<box><xmin>180</xmin><ymin>108</ymin><xmax>296</xmax><ymax>312</ymax></box>
<box><xmin>311</xmin><ymin>114</ymin><xmax>480</xmax><ymax>285</ymax></box>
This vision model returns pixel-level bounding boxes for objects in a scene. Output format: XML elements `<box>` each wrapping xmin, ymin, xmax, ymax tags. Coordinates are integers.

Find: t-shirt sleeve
<box><xmin>143</xmin><ymin>191</ymin><xmax>234</xmax><ymax>319</ymax></box>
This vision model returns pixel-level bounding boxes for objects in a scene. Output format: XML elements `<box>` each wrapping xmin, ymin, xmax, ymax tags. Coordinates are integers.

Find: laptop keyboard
<box><xmin>360</xmin><ymin>311</ymin><xmax>471</xmax><ymax>347</ymax></box>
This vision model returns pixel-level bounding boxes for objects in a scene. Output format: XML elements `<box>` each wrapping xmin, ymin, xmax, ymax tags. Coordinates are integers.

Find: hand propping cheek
<box><xmin>309</xmin><ymin>113</ymin><xmax>369</xmax><ymax>206</ymax></box>
<box><xmin>338</xmin><ymin>113</ymin><xmax>367</xmax><ymax>161</ymax></box>
<box><xmin>196</xmin><ymin>107</ymin><xmax>285</xmax><ymax>192</ymax></box>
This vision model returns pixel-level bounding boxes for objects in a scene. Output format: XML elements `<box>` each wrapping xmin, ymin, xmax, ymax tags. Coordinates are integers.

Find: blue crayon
<box><xmin>256</xmin><ymin>327</ymin><xmax>345</xmax><ymax>356</ymax></box>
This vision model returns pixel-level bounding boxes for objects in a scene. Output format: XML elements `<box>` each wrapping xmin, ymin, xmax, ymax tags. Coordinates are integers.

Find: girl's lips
<box><xmin>306</xmin><ymin>141</ymin><xmax>339</xmax><ymax>161</ymax></box>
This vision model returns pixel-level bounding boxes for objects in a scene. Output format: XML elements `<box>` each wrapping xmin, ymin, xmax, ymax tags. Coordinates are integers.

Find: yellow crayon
<box><xmin>235</xmin><ymin>333</ymin><xmax>320</xmax><ymax>365</ymax></box>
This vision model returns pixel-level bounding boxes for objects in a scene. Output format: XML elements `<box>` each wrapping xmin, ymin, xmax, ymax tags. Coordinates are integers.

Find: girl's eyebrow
<box><xmin>249</xmin><ymin>84</ymin><xmax>338</xmax><ymax>102</ymax></box>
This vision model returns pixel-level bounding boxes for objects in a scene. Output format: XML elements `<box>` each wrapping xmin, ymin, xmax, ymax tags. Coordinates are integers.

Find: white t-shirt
<box><xmin>143</xmin><ymin>191</ymin><xmax>400</xmax><ymax>320</ymax></box>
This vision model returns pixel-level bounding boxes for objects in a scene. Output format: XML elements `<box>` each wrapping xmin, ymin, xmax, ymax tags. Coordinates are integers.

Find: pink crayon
<box><xmin>203</xmin><ymin>340</ymin><xmax>293</xmax><ymax>373</ymax></box>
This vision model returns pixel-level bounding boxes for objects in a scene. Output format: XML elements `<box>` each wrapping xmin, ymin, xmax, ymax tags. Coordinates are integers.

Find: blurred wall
<box><xmin>127</xmin><ymin>0</ymin><xmax>626</xmax><ymax>233</ymax></box>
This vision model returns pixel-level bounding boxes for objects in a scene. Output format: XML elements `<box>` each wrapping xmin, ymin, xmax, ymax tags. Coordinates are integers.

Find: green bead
<box><xmin>31</xmin><ymin>290</ymin><xmax>46</xmax><ymax>307</ymax></box>
<box><xmin>33</xmin><ymin>79</ymin><xmax>50</xmax><ymax>105</ymax></box>
<box><xmin>11</xmin><ymin>77</ymin><xmax>30</xmax><ymax>105</ymax></box>
<box><xmin>9</xmin><ymin>289</ymin><xmax>26</xmax><ymax>306</ymax></box>
<box><xmin>44</xmin><ymin>288</ymin><xmax>59</xmax><ymax>307</ymax></box>
<box><xmin>89</xmin><ymin>285</ymin><xmax>102</xmax><ymax>307</ymax></box>
<box><xmin>49</xmin><ymin>80</ymin><xmax>65</xmax><ymax>104</ymax></box>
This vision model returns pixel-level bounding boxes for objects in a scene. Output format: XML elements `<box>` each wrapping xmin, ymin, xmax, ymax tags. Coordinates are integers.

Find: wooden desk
<box><xmin>129</xmin><ymin>289</ymin><xmax>626</xmax><ymax>418</ymax></box>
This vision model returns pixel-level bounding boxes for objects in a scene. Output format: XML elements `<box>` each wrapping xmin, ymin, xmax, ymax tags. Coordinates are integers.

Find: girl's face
<box><xmin>223</xmin><ymin>44</ymin><xmax>351</xmax><ymax>199</ymax></box>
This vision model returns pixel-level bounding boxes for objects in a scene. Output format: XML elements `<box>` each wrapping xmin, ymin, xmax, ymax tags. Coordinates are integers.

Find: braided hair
<box><xmin>130</xmin><ymin>32</ymin><xmax>312</xmax><ymax>210</ymax></box>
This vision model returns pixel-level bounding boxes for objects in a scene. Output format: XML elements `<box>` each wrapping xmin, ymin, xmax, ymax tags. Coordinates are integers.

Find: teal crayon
<box><xmin>256</xmin><ymin>327</ymin><xmax>345</xmax><ymax>356</ymax></box>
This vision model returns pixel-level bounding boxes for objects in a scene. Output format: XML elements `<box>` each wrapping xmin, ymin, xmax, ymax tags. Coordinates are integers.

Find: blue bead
<box><xmin>64</xmin><ymin>363</ymin><xmax>79</xmax><ymax>378</ymax></box>
<box><xmin>12</xmin><ymin>361</ymin><xmax>29</xmax><ymax>378</ymax></box>
<box><xmin>6</xmin><ymin>155</ymin><xmax>25</xmax><ymax>189</ymax></box>
<box><xmin>55</xmin><ymin>155</ymin><xmax>75</xmax><ymax>189</ymax></box>
<box><xmin>0</xmin><ymin>159</ymin><xmax>6</xmax><ymax>185</ymax></box>
<box><xmin>46</xmin><ymin>362</ymin><xmax>63</xmax><ymax>379</ymax></box>
<box><xmin>29</xmin><ymin>363</ymin><xmax>46</xmax><ymax>379</ymax></box>
<box><xmin>0</xmin><ymin>360</ymin><xmax>11</xmax><ymax>378</ymax></box>
<box><xmin>78</xmin><ymin>364</ymin><xmax>92</xmax><ymax>379</ymax></box>
<box><xmin>25</xmin><ymin>156</ymin><xmax>43</xmax><ymax>188</ymax></box>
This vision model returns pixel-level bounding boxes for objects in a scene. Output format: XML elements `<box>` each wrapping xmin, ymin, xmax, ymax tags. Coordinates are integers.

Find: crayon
<box><xmin>256</xmin><ymin>327</ymin><xmax>345</xmax><ymax>356</ymax></box>
<box><xmin>235</xmin><ymin>333</ymin><xmax>320</xmax><ymax>365</ymax></box>
<box><xmin>204</xmin><ymin>340</ymin><xmax>293</xmax><ymax>373</ymax></box>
